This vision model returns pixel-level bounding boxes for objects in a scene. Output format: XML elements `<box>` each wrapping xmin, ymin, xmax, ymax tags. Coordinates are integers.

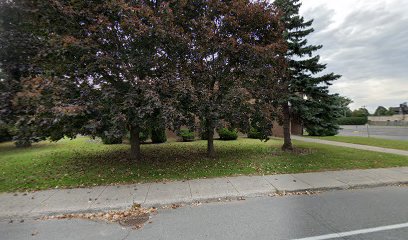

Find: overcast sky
<box><xmin>298</xmin><ymin>0</ymin><xmax>408</xmax><ymax>112</ymax></box>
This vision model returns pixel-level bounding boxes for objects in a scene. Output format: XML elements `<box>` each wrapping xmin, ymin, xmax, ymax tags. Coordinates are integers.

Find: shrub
<box><xmin>15</xmin><ymin>139</ymin><xmax>32</xmax><ymax>148</ymax></box>
<box><xmin>247</xmin><ymin>127</ymin><xmax>263</xmax><ymax>139</ymax></box>
<box><xmin>101</xmin><ymin>135</ymin><xmax>123</xmax><ymax>144</ymax></box>
<box><xmin>337</xmin><ymin>117</ymin><xmax>368</xmax><ymax>125</ymax></box>
<box><xmin>179</xmin><ymin>129</ymin><xmax>195</xmax><ymax>142</ymax></box>
<box><xmin>151</xmin><ymin>127</ymin><xmax>167</xmax><ymax>144</ymax></box>
<box><xmin>306</xmin><ymin>126</ymin><xmax>338</xmax><ymax>136</ymax></box>
<box><xmin>199</xmin><ymin>128</ymin><xmax>208</xmax><ymax>140</ymax></box>
<box><xmin>217</xmin><ymin>128</ymin><xmax>238</xmax><ymax>140</ymax></box>
<box><xmin>0</xmin><ymin>124</ymin><xmax>13</xmax><ymax>142</ymax></box>
<box><xmin>139</xmin><ymin>129</ymin><xmax>150</xmax><ymax>143</ymax></box>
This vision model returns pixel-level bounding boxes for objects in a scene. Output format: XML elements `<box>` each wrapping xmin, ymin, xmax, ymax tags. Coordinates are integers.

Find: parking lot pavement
<box><xmin>338</xmin><ymin>125</ymin><xmax>408</xmax><ymax>141</ymax></box>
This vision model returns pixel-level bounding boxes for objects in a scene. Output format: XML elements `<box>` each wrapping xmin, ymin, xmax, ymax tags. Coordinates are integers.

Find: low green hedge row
<box><xmin>247</xmin><ymin>127</ymin><xmax>263</xmax><ymax>139</ymax></box>
<box><xmin>179</xmin><ymin>129</ymin><xmax>195</xmax><ymax>142</ymax></box>
<box><xmin>217</xmin><ymin>128</ymin><xmax>238</xmax><ymax>140</ymax></box>
<box><xmin>337</xmin><ymin>117</ymin><xmax>368</xmax><ymax>125</ymax></box>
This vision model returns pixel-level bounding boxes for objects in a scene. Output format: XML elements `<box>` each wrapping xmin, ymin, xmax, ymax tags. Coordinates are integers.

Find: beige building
<box><xmin>369</xmin><ymin>102</ymin><xmax>408</xmax><ymax>126</ymax></box>
<box><xmin>368</xmin><ymin>115</ymin><xmax>408</xmax><ymax>126</ymax></box>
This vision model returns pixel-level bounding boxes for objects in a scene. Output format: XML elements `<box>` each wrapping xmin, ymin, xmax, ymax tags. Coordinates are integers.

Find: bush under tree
<box><xmin>101</xmin><ymin>135</ymin><xmax>123</xmax><ymax>145</ymax></box>
<box><xmin>0</xmin><ymin>124</ymin><xmax>14</xmax><ymax>142</ymax></box>
<box><xmin>179</xmin><ymin>129</ymin><xmax>195</xmax><ymax>142</ymax></box>
<box><xmin>151</xmin><ymin>127</ymin><xmax>167</xmax><ymax>144</ymax></box>
<box><xmin>247</xmin><ymin>127</ymin><xmax>263</xmax><ymax>139</ymax></box>
<box><xmin>217</xmin><ymin>128</ymin><xmax>238</xmax><ymax>141</ymax></box>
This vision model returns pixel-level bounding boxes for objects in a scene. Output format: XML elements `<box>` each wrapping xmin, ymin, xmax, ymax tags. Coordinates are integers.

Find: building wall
<box><xmin>368</xmin><ymin>115</ymin><xmax>408</xmax><ymax>126</ymax></box>
<box><xmin>271</xmin><ymin>118</ymin><xmax>303</xmax><ymax>138</ymax></box>
<box><xmin>291</xmin><ymin>117</ymin><xmax>304</xmax><ymax>136</ymax></box>
<box><xmin>165</xmin><ymin>118</ymin><xmax>304</xmax><ymax>139</ymax></box>
<box><xmin>368</xmin><ymin>115</ymin><xmax>406</xmax><ymax>122</ymax></box>
<box><xmin>369</xmin><ymin>121</ymin><xmax>408</xmax><ymax>126</ymax></box>
<box><xmin>165</xmin><ymin>129</ymin><xmax>179</xmax><ymax>139</ymax></box>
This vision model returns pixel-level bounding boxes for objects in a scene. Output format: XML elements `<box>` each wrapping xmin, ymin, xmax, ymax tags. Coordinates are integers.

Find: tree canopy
<box><xmin>352</xmin><ymin>108</ymin><xmax>370</xmax><ymax>117</ymax></box>
<box><xmin>374</xmin><ymin>106</ymin><xmax>393</xmax><ymax>116</ymax></box>
<box><xmin>0</xmin><ymin>0</ymin><xmax>347</xmax><ymax>159</ymax></box>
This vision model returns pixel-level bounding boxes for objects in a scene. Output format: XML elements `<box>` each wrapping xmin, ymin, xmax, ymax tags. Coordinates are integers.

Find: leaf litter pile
<box><xmin>42</xmin><ymin>203</ymin><xmax>157</xmax><ymax>230</ymax></box>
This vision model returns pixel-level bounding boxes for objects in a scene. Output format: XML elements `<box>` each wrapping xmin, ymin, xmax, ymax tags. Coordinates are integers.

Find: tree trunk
<box><xmin>207</xmin><ymin>125</ymin><xmax>216</xmax><ymax>158</ymax></box>
<box><xmin>129</xmin><ymin>126</ymin><xmax>142</xmax><ymax>161</ymax></box>
<box><xmin>281</xmin><ymin>102</ymin><xmax>293</xmax><ymax>151</ymax></box>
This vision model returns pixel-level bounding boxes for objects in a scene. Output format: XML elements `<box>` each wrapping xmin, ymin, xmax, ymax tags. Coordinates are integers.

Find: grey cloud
<box><xmin>304</xmin><ymin>5</ymin><xmax>335</xmax><ymax>33</ymax></box>
<box><xmin>302</xmin><ymin>1</ymin><xmax>408</xmax><ymax>111</ymax></box>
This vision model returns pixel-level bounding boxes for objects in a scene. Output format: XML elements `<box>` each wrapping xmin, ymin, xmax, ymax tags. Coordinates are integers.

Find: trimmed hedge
<box><xmin>0</xmin><ymin>124</ymin><xmax>13</xmax><ymax>142</ymax></box>
<box><xmin>217</xmin><ymin>128</ymin><xmax>238</xmax><ymax>140</ymax></box>
<box><xmin>247</xmin><ymin>127</ymin><xmax>263</xmax><ymax>139</ymax></box>
<box><xmin>179</xmin><ymin>129</ymin><xmax>195</xmax><ymax>142</ymax></box>
<box><xmin>337</xmin><ymin>117</ymin><xmax>368</xmax><ymax>125</ymax></box>
<box><xmin>139</xmin><ymin>129</ymin><xmax>150</xmax><ymax>142</ymax></box>
<box><xmin>199</xmin><ymin>129</ymin><xmax>208</xmax><ymax>140</ymax></box>
<box><xmin>306</xmin><ymin>126</ymin><xmax>338</xmax><ymax>136</ymax></box>
<box><xmin>101</xmin><ymin>135</ymin><xmax>123</xmax><ymax>144</ymax></box>
<box><xmin>151</xmin><ymin>127</ymin><xmax>167</xmax><ymax>144</ymax></box>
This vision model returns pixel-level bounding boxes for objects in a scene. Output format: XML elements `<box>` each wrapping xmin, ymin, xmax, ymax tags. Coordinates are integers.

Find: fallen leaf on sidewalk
<box><xmin>171</xmin><ymin>204</ymin><xmax>181</xmax><ymax>209</ymax></box>
<box><xmin>192</xmin><ymin>201</ymin><xmax>202</xmax><ymax>207</ymax></box>
<box><xmin>272</xmin><ymin>190</ymin><xmax>322</xmax><ymax>197</ymax></box>
<box><xmin>41</xmin><ymin>204</ymin><xmax>157</xmax><ymax>230</ymax></box>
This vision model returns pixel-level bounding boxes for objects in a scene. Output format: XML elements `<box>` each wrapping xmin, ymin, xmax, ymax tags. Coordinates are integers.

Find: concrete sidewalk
<box><xmin>1</xmin><ymin>167</ymin><xmax>408</xmax><ymax>219</ymax></box>
<box><xmin>293</xmin><ymin>136</ymin><xmax>408</xmax><ymax>156</ymax></box>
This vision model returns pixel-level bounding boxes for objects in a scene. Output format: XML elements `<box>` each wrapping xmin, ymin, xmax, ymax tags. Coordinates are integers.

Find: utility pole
<box><xmin>362</xmin><ymin>106</ymin><xmax>370</xmax><ymax>138</ymax></box>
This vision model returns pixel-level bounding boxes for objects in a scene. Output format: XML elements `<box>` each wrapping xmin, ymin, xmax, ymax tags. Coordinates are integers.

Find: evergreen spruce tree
<box><xmin>274</xmin><ymin>0</ymin><xmax>341</xmax><ymax>150</ymax></box>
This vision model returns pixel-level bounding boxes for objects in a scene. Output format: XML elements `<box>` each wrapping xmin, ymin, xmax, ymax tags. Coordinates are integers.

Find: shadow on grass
<box><xmin>0</xmin><ymin>141</ymin><xmax>63</xmax><ymax>154</ymax></box>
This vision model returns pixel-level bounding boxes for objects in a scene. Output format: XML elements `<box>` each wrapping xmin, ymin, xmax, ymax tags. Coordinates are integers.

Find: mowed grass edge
<box><xmin>307</xmin><ymin>136</ymin><xmax>408</xmax><ymax>151</ymax></box>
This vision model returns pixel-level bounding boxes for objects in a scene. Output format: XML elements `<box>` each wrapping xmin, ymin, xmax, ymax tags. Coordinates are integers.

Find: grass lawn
<box><xmin>307</xmin><ymin>136</ymin><xmax>408</xmax><ymax>151</ymax></box>
<box><xmin>0</xmin><ymin>137</ymin><xmax>407</xmax><ymax>192</ymax></box>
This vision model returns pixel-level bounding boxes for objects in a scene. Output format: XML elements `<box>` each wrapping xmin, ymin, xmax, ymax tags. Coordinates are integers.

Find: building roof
<box><xmin>392</xmin><ymin>102</ymin><xmax>408</xmax><ymax>115</ymax></box>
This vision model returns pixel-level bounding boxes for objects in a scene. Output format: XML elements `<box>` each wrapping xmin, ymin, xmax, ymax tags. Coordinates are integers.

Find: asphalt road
<box><xmin>2</xmin><ymin>186</ymin><xmax>408</xmax><ymax>240</ymax></box>
<box><xmin>338</xmin><ymin>125</ymin><xmax>408</xmax><ymax>141</ymax></box>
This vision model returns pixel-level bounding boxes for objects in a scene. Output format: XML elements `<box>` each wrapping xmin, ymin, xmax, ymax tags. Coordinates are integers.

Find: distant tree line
<box><xmin>373</xmin><ymin>106</ymin><xmax>396</xmax><ymax>116</ymax></box>
<box><xmin>337</xmin><ymin>104</ymin><xmax>400</xmax><ymax>125</ymax></box>
<box><xmin>0</xmin><ymin>0</ymin><xmax>343</xmax><ymax>160</ymax></box>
